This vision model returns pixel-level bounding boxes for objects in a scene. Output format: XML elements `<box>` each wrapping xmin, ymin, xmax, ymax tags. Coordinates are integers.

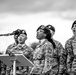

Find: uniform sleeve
<box><xmin>5</xmin><ymin>43</ymin><xmax>15</xmax><ymax>54</ymax></box>
<box><xmin>6</xmin><ymin>45</ymin><xmax>12</xmax><ymax>54</ymax></box>
<box><xmin>65</xmin><ymin>40</ymin><xmax>74</xmax><ymax>73</ymax></box>
<box><xmin>27</xmin><ymin>47</ymin><xmax>33</xmax><ymax>61</ymax></box>
<box><xmin>42</xmin><ymin>42</ymin><xmax>53</xmax><ymax>73</ymax></box>
<box><xmin>23</xmin><ymin>46</ymin><xmax>33</xmax><ymax>61</ymax></box>
<box><xmin>57</xmin><ymin>42</ymin><xmax>66</xmax><ymax>74</ymax></box>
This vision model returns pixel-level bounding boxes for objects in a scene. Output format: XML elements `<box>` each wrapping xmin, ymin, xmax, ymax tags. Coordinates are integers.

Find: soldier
<box><xmin>5</xmin><ymin>29</ymin><xmax>33</xmax><ymax>75</ymax></box>
<box><xmin>46</xmin><ymin>25</ymin><xmax>66</xmax><ymax>75</ymax></box>
<box><xmin>65</xmin><ymin>20</ymin><xmax>76</xmax><ymax>75</ymax></box>
<box><xmin>30</xmin><ymin>25</ymin><xmax>58</xmax><ymax>75</ymax></box>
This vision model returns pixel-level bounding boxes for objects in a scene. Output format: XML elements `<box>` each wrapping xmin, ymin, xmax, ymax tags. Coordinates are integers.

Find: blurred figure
<box><xmin>30</xmin><ymin>42</ymin><xmax>39</xmax><ymax>50</ymax></box>
<box><xmin>6</xmin><ymin>29</ymin><xmax>33</xmax><ymax>75</ymax></box>
<box><xmin>0</xmin><ymin>52</ymin><xmax>6</xmax><ymax>75</ymax></box>
<box><xmin>65</xmin><ymin>20</ymin><xmax>76</xmax><ymax>75</ymax></box>
<box><xmin>46</xmin><ymin>24</ymin><xmax>66</xmax><ymax>75</ymax></box>
<box><xmin>30</xmin><ymin>25</ymin><xmax>58</xmax><ymax>75</ymax></box>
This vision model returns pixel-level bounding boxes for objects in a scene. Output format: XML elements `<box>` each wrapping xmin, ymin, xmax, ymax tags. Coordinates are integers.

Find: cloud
<box><xmin>0</xmin><ymin>0</ymin><xmax>76</xmax><ymax>53</ymax></box>
<box><xmin>0</xmin><ymin>11</ymin><xmax>74</xmax><ymax>52</ymax></box>
<box><xmin>51</xmin><ymin>10</ymin><xmax>76</xmax><ymax>20</ymax></box>
<box><xmin>59</xmin><ymin>11</ymin><xmax>76</xmax><ymax>20</ymax></box>
<box><xmin>0</xmin><ymin>0</ymin><xmax>76</xmax><ymax>20</ymax></box>
<box><xmin>0</xmin><ymin>0</ymin><xmax>76</xmax><ymax>14</ymax></box>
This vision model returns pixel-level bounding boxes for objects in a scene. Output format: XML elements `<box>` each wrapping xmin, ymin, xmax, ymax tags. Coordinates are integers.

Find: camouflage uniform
<box><xmin>46</xmin><ymin>24</ymin><xmax>66</xmax><ymax>75</ymax></box>
<box><xmin>6</xmin><ymin>43</ymin><xmax>33</xmax><ymax>75</ymax></box>
<box><xmin>0</xmin><ymin>61</ymin><xmax>6</xmax><ymax>75</ymax></box>
<box><xmin>53</xmin><ymin>39</ymin><xmax>66</xmax><ymax>75</ymax></box>
<box><xmin>65</xmin><ymin>36</ymin><xmax>76</xmax><ymax>75</ymax></box>
<box><xmin>30</xmin><ymin>39</ymin><xmax>58</xmax><ymax>75</ymax></box>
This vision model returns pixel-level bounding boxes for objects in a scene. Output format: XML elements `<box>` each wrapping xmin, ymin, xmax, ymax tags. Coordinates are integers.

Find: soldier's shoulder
<box><xmin>7</xmin><ymin>43</ymin><xmax>16</xmax><ymax>49</ymax></box>
<box><xmin>44</xmin><ymin>40</ymin><xmax>53</xmax><ymax>47</ymax></box>
<box><xmin>23</xmin><ymin>44</ymin><xmax>33</xmax><ymax>51</ymax></box>
<box><xmin>65</xmin><ymin>37</ymin><xmax>73</xmax><ymax>45</ymax></box>
<box><xmin>6</xmin><ymin>43</ymin><xmax>16</xmax><ymax>54</ymax></box>
<box><xmin>53</xmin><ymin>39</ymin><xmax>62</xmax><ymax>46</ymax></box>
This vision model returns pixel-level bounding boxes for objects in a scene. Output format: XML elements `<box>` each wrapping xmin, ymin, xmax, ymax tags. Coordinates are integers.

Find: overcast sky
<box><xmin>0</xmin><ymin>0</ymin><xmax>76</xmax><ymax>53</ymax></box>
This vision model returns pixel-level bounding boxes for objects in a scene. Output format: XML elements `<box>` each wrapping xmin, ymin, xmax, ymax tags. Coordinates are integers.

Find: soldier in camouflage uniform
<box><xmin>30</xmin><ymin>25</ymin><xmax>59</xmax><ymax>75</ymax></box>
<box><xmin>6</xmin><ymin>29</ymin><xmax>33</xmax><ymax>75</ymax></box>
<box><xmin>46</xmin><ymin>25</ymin><xmax>66</xmax><ymax>75</ymax></box>
<box><xmin>65</xmin><ymin>20</ymin><xmax>76</xmax><ymax>75</ymax></box>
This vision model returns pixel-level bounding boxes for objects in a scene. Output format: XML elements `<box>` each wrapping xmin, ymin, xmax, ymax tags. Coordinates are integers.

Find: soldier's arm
<box><xmin>42</xmin><ymin>42</ymin><xmax>53</xmax><ymax>73</ymax></box>
<box><xmin>6</xmin><ymin>45</ymin><xmax>12</xmax><ymax>54</ymax></box>
<box><xmin>58</xmin><ymin>42</ymin><xmax>66</xmax><ymax>74</ymax></box>
<box><xmin>27</xmin><ymin>47</ymin><xmax>34</xmax><ymax>61</ymax></box>
<box><xmin>23</xmin><ymin>46</ymin><xmax>33</xmax><ymax>61</ymax></box>
<box><xmin>5</xmin><ymin>44</ymin><xmax>15</xmax><ymax>56</ymax></box>
<box><xmin>65</xmin><ymin>40</ymin><xmax>73</xmax><ymax>73</ymax></box>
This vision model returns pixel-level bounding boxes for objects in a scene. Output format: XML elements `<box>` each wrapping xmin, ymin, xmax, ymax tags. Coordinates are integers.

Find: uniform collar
<box><xmin>39</xmin><ymin>39</ymin><xmax>46</xmax><ymax>44</ymax></box>
<box><xmin>14</xmin><ymin>42</ymin><xmax>26</xmax><ymax>47</ymax></box>
<box><xmin>37</xmin><ymin>39</ymin><xmax>47</xmax><ymax>48</ymax></box>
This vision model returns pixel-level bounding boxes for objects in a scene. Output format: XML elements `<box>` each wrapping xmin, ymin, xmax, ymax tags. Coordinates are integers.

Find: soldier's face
<box><xmin>18</xmin><ymin>34</ymin><xmax>27</xmax><ymax>44</ymax></box>
<box><xmin>36</xmin><ymin>29</ymin><xmax>46</xmax><ymax>40</ymax></box>
<box><xmin>72</xmin><ymin>24</ymin><xmax>76</xmax><ymax>36</ymax></box>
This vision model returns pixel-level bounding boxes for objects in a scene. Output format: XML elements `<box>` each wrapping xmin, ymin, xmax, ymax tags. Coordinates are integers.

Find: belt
<box><xmin>33</xmin><ymin>58</ymin><xmax>44</xmax><ymax>60</ymax></box>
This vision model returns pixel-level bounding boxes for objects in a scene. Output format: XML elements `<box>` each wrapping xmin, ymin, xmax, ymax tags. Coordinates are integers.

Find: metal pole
<box><xmin>13</xmin><ymin>60</ymin><xmax>16</xmax><ymax>75</ymax></box>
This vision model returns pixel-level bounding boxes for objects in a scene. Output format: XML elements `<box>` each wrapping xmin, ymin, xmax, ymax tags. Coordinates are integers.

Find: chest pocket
<box><xmin>47</xmin><ymin>47</ymin><xmax>54</xmax><ymax>57</ymax></box>
<box><xmin>33</xmin><ymin>47</ymin><xmax>43</xmax><ymax>59</ymax></box>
